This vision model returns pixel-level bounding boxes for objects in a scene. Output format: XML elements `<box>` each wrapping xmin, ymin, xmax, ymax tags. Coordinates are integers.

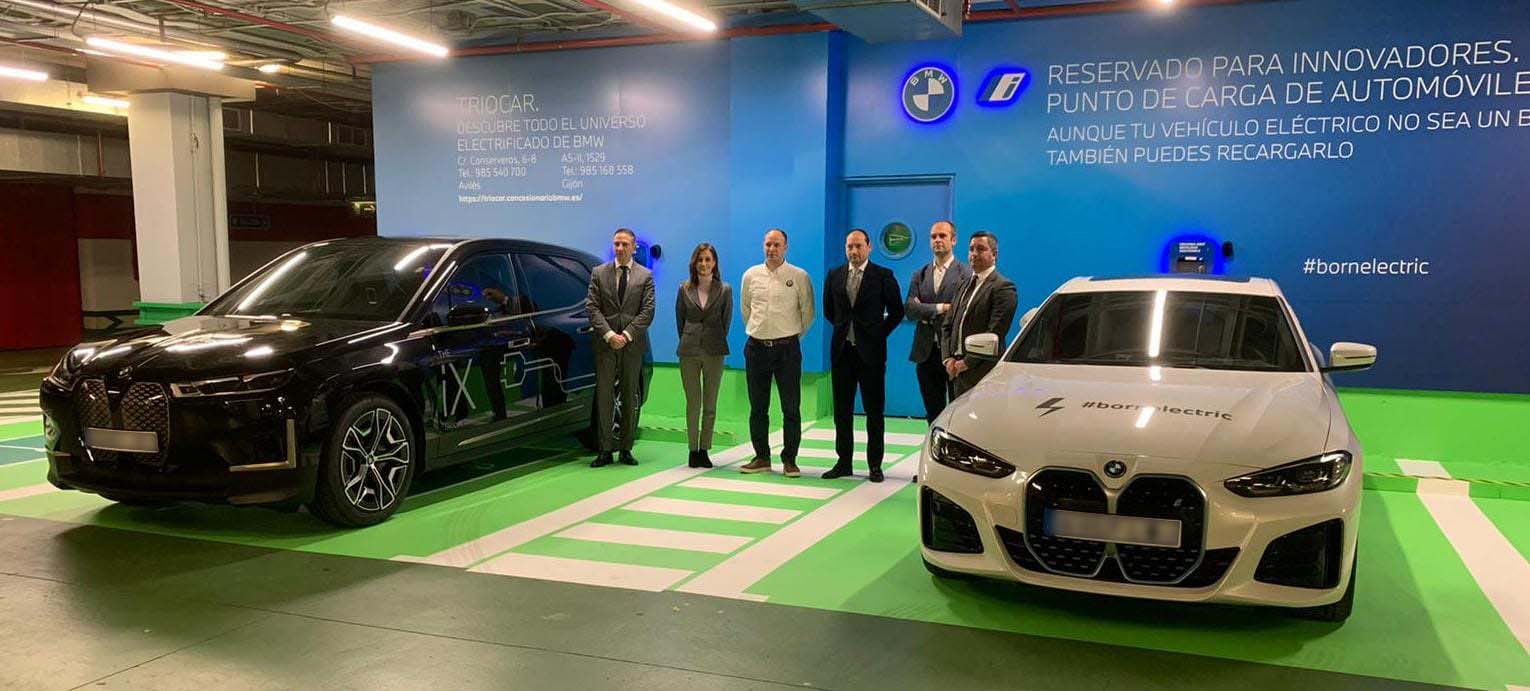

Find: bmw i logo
<box><xmin>1104</xmin><ymin>460</ymin><xmax>1127</xmax><ymax>478</ymax></box>
<box><xmin>902</xmin><ymin>65</ymin><xmax>957</xmax><ymax>124</ymax></box>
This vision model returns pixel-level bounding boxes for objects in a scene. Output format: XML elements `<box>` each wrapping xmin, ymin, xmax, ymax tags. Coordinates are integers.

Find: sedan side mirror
<box><xmin>1322</xmin><ymin>342</ymin><xmax>1376</xmax><ymax>373</ymax></box>
<box><xmin>1019</xmin><ymin>307</ymin><xmax>1039</xmax><ymax>330</ymax></box>
<box><xmin>447</xmin><ymin>304</ymin><xmax>490</xmax><ymax>327</ymax></box>
<box><xmin>964</xmin><ymin>333</ymin><xmax>1000</xmax><ymax>359</ymax></box>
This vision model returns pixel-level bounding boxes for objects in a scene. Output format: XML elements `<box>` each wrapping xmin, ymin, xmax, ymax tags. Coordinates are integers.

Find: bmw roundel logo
<box><xmin>902</xmin><ymin>65</ymin><xmax>957</xmax><ymax>124</ymax></box>
<box><xmin>1104</xmin><ymin>460</ymin><xmax>1127</xmax><ymax>478</ymax></box>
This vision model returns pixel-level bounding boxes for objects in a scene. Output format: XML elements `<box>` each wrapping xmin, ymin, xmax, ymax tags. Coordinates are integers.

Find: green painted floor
<box><xmin>1</xmin><ymin>385</ymin><xmax>1528</xmax><ymax>689</ymax></box>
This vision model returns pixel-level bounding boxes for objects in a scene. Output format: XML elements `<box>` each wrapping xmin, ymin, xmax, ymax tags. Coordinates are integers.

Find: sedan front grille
<box><xmin>1024</xmin><ymin>469</ymin><xmax>1108</xmax><ymax>576</ymax></box>
<box><xmin>1115</xmin><ymin>477</ymin><xmax>1206</xmax><ymax>584</ymax></box>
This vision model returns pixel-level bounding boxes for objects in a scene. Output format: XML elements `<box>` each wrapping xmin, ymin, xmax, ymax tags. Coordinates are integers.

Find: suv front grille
<box><xmin>75</xmin><ymin>379</ymin><xmax>170</xmax><ymax>467</ymax></box>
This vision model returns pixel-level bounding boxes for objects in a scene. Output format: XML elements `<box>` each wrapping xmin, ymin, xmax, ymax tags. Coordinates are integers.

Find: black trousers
<box><xmin>745</xmin><ymin>337</ymin><xmax>801</xmax><ymax>462</ymax></box>
<box><xmin>832</xmin><ymin>344</ymin><xmax>886</xmax><ymax>470</ymax></box>
<box><xmin>914</xmin><ymin>350</ymin><xmax>951</xmax><ymax>425</ymax></box>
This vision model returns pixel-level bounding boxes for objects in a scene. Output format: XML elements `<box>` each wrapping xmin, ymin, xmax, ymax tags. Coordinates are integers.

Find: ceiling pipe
<box><xmin>152</xmin><ymin>0</ymin><xmax>343</xmax><ymax>46</ymax></box>
<box><xmin>574</xmin><ymin>0</ymin><xmax>675</xmax><ymax>33</ymax></box>
<box><xmin>354</xmin><ymin>21</ymin><xmax>833</xmax><ymax>62</ymax></box>
<box><xmin>967</xmin><ymin>0</ymin><xmax>1257</xmax><ymax>22</ymax></box>
<box><xmin>0</xmin><ymin>0</ymin><xmax>308</xmax><ymax>61</ymax></box>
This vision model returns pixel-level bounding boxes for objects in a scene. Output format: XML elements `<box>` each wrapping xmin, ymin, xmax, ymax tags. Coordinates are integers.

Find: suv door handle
<box><xmin>507</xmin><ymin>338</ymin><xmax>532</xmax><ymax>349</ymax></box>
<box><xmin>576</xmin><ymin>325</ymin><xmax>595</xmax><ymax>334</ymax></box>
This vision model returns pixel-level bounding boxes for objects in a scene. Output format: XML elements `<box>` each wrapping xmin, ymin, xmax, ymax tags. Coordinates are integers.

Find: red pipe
<box><xmin>156</xmin><ymin>0</ymin><xmax>340</xmax><ymax>45</ymax></box>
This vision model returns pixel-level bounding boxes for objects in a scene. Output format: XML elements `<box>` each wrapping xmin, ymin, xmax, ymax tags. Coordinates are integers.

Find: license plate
<box><xmin>1045</xmin><ymin>509</ymin><xmax>1181</xmax><ymax>548</ymax></box>
<box><xmin>83</xmin><ymin>428</ymin><xmax>159</xmax><ymax>453</ymax></box>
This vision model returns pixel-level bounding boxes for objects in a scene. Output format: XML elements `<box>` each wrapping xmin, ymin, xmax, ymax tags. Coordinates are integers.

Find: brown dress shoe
<box><xmin>739</xmin><ymin>458</ymin><xmax>772</xmax><ymax>474</ymax></box>
<box><xmin>782</xmin><ymin>462</ymin><xmax>800</xmax><ymax>478</ymax></box>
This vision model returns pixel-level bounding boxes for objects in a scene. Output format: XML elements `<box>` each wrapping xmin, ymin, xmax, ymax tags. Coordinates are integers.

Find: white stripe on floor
<box><xmin>0</xmin><ymin>390</ymin><xmax>41</xmax><ymax>399</ymax></box>
<box><xmin>624</xmin><ymin>497</ymin><xmax>799</xmax><ymax>524</ymax></box>
<box><xmin>681</xmin><ymin>476</ymin><xmax>840</xmax><ymax>500</ymax></box>
<box><xmin>405</xmin><ymin>427</ymin><xmax>802</xmax><ymax>568</ymax></box>
<box><xmin>468</xmin><ymin>552</ymin><xmax>692</xmax><ymax>592</ymax></box>
<box><xmin>801</xmin><ymin>428</ymin><xmax>925</xmax><ymax>447</ymax></box>
<box><xmin>0</xmin><ymin>483</ymin><xmax>58</xmax><ymax>503</ymax></box>
<box><xmin>0</xmin><ymin>416</ymin><xmax>41</xmax><ymax>425</ymax></box>
<box><xmin>1401</xmin><ymin>461</ymin><xmax>1530</xmax><ymax>654</ymax></box>
<box><xmin>1396</xmin><ymin>458</ymin><xmax>1451</xmax><ymax>479</ymax></box>
<box><xmin>678</xmin><ymin>451</ymin><xmax>917</xmax><ymax>601</ymax></box>
<box><xmin>0</xmin><ymin>444</ymin><xmax>42</xmax><ymax>452</ymax></box>
<box><xmin>556</xmin><ymin>522</ymin><xmax>751</xmax><ymax>554</ymax></box>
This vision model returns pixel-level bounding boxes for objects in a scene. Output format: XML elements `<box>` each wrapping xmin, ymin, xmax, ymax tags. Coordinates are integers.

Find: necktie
<box><xmin>955</xmin><ymin>276</ymin><xmax>977</xmax><ymax>353</ymax></box>
<box><xmin>617</xmin><ymin>265</ymin><xmax>629</xmax><ymax>304</ymax></box>
<box><xmin>847</xmin><ymin>267</ymin><xmax>862</xmax><ymax>346</ymax></box>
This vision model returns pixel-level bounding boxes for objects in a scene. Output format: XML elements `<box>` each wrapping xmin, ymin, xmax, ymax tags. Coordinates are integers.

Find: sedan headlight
<box><xmin>928</xmin><ymin>427</ymin><xmax>1016</xmax><ymax>479</ymax></box>
<box><xmin>171</xmin><ymin>369</ymin><xmax>294</xmax><ymax>398</ymax></box>
<box><xmin>1224</xmin><ymin>451</ymin><xmax>1353</xmax><ymax>498</ymax></box>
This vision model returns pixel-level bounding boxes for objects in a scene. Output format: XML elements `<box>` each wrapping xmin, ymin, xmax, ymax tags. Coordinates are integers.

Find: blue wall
<box><xmin>374</xmin><ymin>0</ymin><xmax>1530</xmax><ymax>393</ymax></box>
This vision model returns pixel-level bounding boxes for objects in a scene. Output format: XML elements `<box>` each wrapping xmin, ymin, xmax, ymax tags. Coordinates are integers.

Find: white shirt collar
<box><xmin>934</xmin><ymin>255</ymin><xmax>954</xmax><ymax>272</ymax></box>
<box><xmin>849</xmin><ymin>261</ymin><xmax>868</xmax><ymax>273</ymax></box>
<box><xmin>974</xmin><ymin>266</ymin><xmax>996</xmax><ymax>281</ymax></box>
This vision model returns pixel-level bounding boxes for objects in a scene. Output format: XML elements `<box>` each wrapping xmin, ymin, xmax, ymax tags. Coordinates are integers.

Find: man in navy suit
<box><xmin>823</xmin><ymin>229</ymin><xmax>905</xmax><ymax>482</ymax></box>
<box><xmin>904</xmin><ymin>221</ymin><xmax>973</xmax><ymax>423</ymax></box>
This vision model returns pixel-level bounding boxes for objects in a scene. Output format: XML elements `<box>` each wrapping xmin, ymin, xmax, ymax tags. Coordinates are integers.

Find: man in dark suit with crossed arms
<box><xmin>904</xmin><ymin>220</ymin><xmax>973</xmax><ymax>424</ymax></box>
<box><xmin>823</xmin><ymin>229</ymin><xmax>905</xmax><ymax>482</ymax></box>
<box><xmin>942</xmin><ymin>231</ymin><xmax>1018</xmax><ymax>397</ymax></box>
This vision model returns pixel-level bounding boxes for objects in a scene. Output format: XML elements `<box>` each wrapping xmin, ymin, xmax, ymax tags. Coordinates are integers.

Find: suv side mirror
<box><xmin>964</xmin><ymin>333</ymin><xmax>1000</xmax><ymax>359</ymax></box>
<box><xmin>447</xmin><ymin>304</ymin><xmax>490</xmax><ymax>327</ymax></box>
<box><xmin>1019</xmin><ymin>307</ymin><xmax>1038</xmax><ymax>330</ymax></box>
<box><xmin>1322</xmin><ymin>342</ymin><xmax>1376</xmax><ymax>373</ymax></box>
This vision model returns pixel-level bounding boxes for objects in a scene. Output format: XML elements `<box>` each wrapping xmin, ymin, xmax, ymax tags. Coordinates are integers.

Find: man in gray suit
<box><xmin>904</xmin><ymin>220</ymin><xmax>973</xmax><ymax>423</ymax></box>
<box><xmin>586</xmin><ymin>228</ymin><xmax>655</xmax><ymax>467</ymax></box>
<box><xmin>942</xmin><ymin>231</ymin><xmax>1018</xmax><ymax>397</ymax></box>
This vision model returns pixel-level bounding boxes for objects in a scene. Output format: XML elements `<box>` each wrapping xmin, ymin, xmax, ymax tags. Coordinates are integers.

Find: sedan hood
<box><xmin>942</xmin><ymin>363</ymin><xmax>1335</xmax><ymax>470</ymax></box>
<box><xmin>68</xmin><ymin>315</ymin><xmax>402</xmax><ymax>381</ymax></box>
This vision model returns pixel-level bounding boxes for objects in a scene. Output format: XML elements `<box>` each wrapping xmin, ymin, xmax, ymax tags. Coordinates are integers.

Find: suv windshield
<box><xmin>204</xmin><ymin>241</ymin><xmax>453</xmax><ymax>321</ymax></box>
<box><xmin>1008</xmin><ymin>290</ymin><xmax>1308</xmax><ymax>372</ymax></box>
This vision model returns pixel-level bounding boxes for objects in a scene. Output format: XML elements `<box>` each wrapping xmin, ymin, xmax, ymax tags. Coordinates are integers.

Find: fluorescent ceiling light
<box><xmin>627</xmin><ymin>0</ymin><xmax>717</xmax><ymax>32</ymax></box>
<box><xmin>179</xmin><ymin>50</ymin><xmax>228</xmax><ymax>61</ymax></box>
<box><xmin>257</xmin><ymin>63</ymin><xmax>283</xmax><ymax>74</ymax></box>
<box><xmin>331</xmin><ymin>15</ymin><xmax>449</xmax><ymax>57</ymax></box>
<box><xmin>1147</xmin><ymin>289</ymin><xmax>1167</xmax><ymax>358</ymax></box>
<box><xmin>0</xmin><ymin>64</ymin><xmax>48</xmax><ymax>81</ymax></box>
<box><xmin>85</xmin><ymin>37</ymin><xmax>225</xmax><ymax>71</ymax></box>
<box><xmin>83</xmin><ymin>95</ymin><xmax>130</xmax><ymax>109</ymax></box>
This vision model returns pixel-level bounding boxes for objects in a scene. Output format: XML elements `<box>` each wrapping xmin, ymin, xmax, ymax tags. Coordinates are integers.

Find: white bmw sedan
<box><xmin>918</xmin><ymin>275</ymin><xmax>1376</xmax><ymax>622</ymax></box>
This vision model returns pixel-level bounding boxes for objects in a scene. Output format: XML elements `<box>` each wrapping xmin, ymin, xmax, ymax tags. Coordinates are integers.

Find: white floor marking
<box><xmin>624</xmin><ymin>497</ymin><xmax>800</xmax><ymax>524</ymax></box>
<box><xmin>0</xmin><ymin>416</ymin><xmax>41</xmax><ymax>425</ymax></box>
<box><xmin>468</xmin><ymin>552</ymin><xmax>692</xmax><ymax>592</ymax></box>
<box><xmin>0</xmin><ymin>483</ymin><xmax>58</xmax><ymax>503</ymax></box>
<box><xmin>802</xmin><ymin>428</ymin><xmax>925</xmax><ymax>447</ymax></box>
<box><xmin>0</xmin><ymin>390</ymin><xmax>41</xmax><ymax>399</ymax></box>
<box><xmin>556</xmin><ymin>522</ymin><xmax>751</xmax><ymax>554</ymax></box>
<box><xmin>406</xmin><ymin>427</ymin><xmax>802</xmax><ymax>568</ymax></box>
<box><xmin>681</xmin><ymin>476</ymin><xmax>840</xmax><ymax>500</ymax></box>
<box><xmin>1396</xmin><ymin>458</ymin><xmax>1451</xmax><ymax>479</ymax></box>
<box><xmin>0</xmin><ymin>444</ymin><xmax>42</xmax><ymax>452</ymax></box>
<box><xmin>0</xmin><ymin>405</ymin><xmax>40</xmax><ymax>413</ymax></box>
<box><xmin>1401</xmin><ymin>460</ymin><xmax>1530</xmax><ymax>654</ymax></box>
<box><xmin>677</xmin><ymin>452</ymin><xmax>918</xmax><ymax>600</ymax></box>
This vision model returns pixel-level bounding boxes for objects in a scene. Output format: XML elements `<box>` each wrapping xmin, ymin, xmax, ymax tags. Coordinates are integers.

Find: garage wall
<box><xmin>371</xmin><ymin>0</ymin><xmax>1530</xmax><ymax>393</ymax></box>
<box><xmin>0</xmin><ymin>183</ymin><xmax>83</xmax><ymax>349</ymax></box>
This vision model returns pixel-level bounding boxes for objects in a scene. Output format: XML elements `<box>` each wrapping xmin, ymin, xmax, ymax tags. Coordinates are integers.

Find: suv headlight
<box><xmin>171</xmin><ymin>369</ymin><xmax>294</xmax><ymax>398</ymax></box>
<box><xmin>1224</xmin><ymin>451</ymin><xmax>1353</xmax><ymax>498</ymax></box>
<box><xmin>928</xmin><ymin>427</ymin><xmax>1016</xmax><ymax>479</ymax></box>
<box><xmin>44</xmin><ymin>343</ymin><xmax>106</xmax><ymax>388</ymax></box>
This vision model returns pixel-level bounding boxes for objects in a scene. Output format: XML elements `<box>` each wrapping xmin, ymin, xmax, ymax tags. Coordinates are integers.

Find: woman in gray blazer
<box><xmin>676</xmin><ymin>243</ymin><xmax>732</xmax><ymax>468</ymax></box>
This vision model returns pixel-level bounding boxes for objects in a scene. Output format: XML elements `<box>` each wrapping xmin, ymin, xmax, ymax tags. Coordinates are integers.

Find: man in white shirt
<box><xmin>904</xmin><ymin>221</ymin><xmax>972</xmax><ymax>423</ymax></box>
<box><xmin>738</xmin><ymin>228</ymin><xmax>815</xmax><ymax>477</ymax></box>
<box><xmin>586</xmin><ymin>228</ymin><xmax>655</xmax><ymax>467</ymax></box>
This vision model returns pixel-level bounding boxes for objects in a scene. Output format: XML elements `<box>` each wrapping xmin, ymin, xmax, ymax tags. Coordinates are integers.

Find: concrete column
<box><xmin>126</xmin><ymin>91</ymin><xmax>231</xmax><ymax>319</ymax></box>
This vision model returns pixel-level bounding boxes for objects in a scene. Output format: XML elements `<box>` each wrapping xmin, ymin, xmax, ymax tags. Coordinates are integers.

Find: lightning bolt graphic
<box><xmin>1036</xmin><ymin>397</ymin><xmax>1065</xmax><ymax>417</ymax></box>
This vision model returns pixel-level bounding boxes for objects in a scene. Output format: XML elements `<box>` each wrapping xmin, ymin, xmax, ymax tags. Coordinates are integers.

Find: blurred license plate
<box><xmin>1045</xmin><ymin>509</ymin><xmax>1181</xmax><ymax>548</ymax></box>
<box><xmin>83</xmin><ymin>428</ymin><xmax>159</xmax><ymax>453</ymax></box>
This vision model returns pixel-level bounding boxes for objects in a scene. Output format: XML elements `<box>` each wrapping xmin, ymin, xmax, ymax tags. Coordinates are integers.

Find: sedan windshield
<box><xmin>1008</xmin><ymin>290</ymin><xmax>1308</xmax><ymax>372</ymax></box>
<box><xmin>203</xmin><ymin>241</ymin><xmax>452</xmax><ymax>321</ymax></box>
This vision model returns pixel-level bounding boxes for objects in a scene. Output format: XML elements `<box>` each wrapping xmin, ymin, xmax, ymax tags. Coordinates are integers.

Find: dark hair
<box><xmin>687</xmin><ymin>242</ymin><xmax>720</xmax><ymax>287</ymax></box>
<box><xmin>766</xmin><ymin>228</ymin><xmax>788</xmax><ymax>244</ymax></box>
<box><xmin>613</xmin><ymin>227</ymin><xmax>636</xmax><ymax>241</ymax></box>
<box><xmin>971</xmin><ymin>230</ymin><xmax>998</xmax><ymax>252</ymax></box>
<box><xmin>847</xmin><ymin>228</ymin><xmax>871</xmax><ymax>245</ymax></box>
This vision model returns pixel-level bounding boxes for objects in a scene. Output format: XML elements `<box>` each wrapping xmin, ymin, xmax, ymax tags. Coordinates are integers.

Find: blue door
<box><xmin>842</xmin><ymin>176</ymin><xmax>953</xmax><ymax>418</ymax></box>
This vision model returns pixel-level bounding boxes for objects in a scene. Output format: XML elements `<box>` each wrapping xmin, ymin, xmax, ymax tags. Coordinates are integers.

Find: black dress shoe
<box><xmin>687</xmin><ymin>450</ymin><xmax>701</xmax><ymax>468</ymax></box>
<box><xmin>619</xmin><ymin>450</ymin><xmax>638</xmax><ymax>466</ymax></box>
<box><xmin>590</xmin><ymin>452</ymin><xmax>614</xmax><ymax>468</ymax></box>
<box><xmin>696</xmin><ymin>450</ymin><xmax>714</xmax><ymax>468</ymax></box>
<box><xmin>868</xmin><ymin>468</ymin><xmax>885</xmax><ymax>483</ymax></box>
<box><xmin>820</xmin><ymin>465</ymin><xmax>853</xmax><ymax>480</ymax></box>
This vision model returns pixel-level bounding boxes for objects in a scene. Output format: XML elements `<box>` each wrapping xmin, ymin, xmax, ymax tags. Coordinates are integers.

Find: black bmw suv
<box><xmin>39</xmin><ymin>237</ymin><xmax>645</xmax><ymax>526</ymax></box>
